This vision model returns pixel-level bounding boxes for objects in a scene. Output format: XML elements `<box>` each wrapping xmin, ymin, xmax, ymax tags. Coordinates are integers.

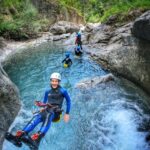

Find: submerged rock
<box><xmin>76</xmin><ymin>73</ymin><xmax>114</xmax><ymax>89</ymax></box>
<box><xmin>0</xmin><ymin>64</ymin><xmax>21</xmax><ymax>149</ymax></box>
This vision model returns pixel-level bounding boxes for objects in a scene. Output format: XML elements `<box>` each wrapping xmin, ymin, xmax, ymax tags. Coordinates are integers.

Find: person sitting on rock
<box><xmin>75</xmin><ymin>31</ymin><xmax>82</xmax><ymax>50</ymax></box>
<box><xmin>6</xmin><ymin>73</ymin><xmax>71</xmax><ymax>149</ymax></box>
<box><xmin>62</xmin><ymin>53</ymin><xmax>72</xmax><ymax>68</ymax></box>
<box><xmin>75</xmin><ymin>45</ymin><xmax>83</xmax><ymax>56</ymax></box>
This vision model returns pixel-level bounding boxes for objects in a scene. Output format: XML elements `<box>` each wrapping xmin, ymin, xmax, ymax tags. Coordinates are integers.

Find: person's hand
<box><xmin>35</xmin><ymin>101</ymin><xmax>47</xmax><ymax>107</ymax></box>
<box><xmin>35</xmin><ymin>101</ymin><xmax>41</xmax><ymax>106</ymax></box>
<box><xmin>64</xmin><ymin>114</ymin><xmax>70</xmax><ymax>123</ymax></box>
<box><xmin>40</xmin><ymin>108</ymin><xmax>45</xmax><ymax>112</ymax></box>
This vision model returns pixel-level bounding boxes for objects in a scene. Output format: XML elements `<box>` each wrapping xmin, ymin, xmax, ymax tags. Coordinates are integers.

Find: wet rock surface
<box><xmin>50</xmin><ymin>21</ymin><xmax>80</xmax><ymax>35</ymax></box>
<box><xmin>0</xmin><ymin>64</ymin><xmax>20</xmax><ymax>150</ymax></box>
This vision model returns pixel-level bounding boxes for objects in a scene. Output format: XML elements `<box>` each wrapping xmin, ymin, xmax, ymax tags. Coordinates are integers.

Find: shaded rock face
<box><xmin>131</xmin><ymin>11</ymin><xmax>150</xmax><ymax>41</ymax></box>
<box><xmin>0</xmin><ymin>64</ymin><xmax>21</xmax><ymax>149</ymax></box>
<box><xmin>31</xmin><ymin>0</ymin><xmax>84</xmax><ymax>25</ymax></box>
<box><xmin>50</xmin><ymin>21</ymin><xmax>80</xmax><ymax>35</ymax></box>
<box><xmin>97</xmin><ymin>33</ymin><xmax>150</xmax><ymax>94</ymax></box>
<box><xmin>79</xmin><ymin>10</ymin><xmax>150</xmax><ymax>94</ymax></box>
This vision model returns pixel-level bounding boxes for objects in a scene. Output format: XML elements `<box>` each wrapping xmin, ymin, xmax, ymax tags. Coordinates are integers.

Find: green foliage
<box><xmin>0</xmin><ymin>0</ymin><xmax>49</xmax><ymax>39</ymax></box>
<box><xmin>0</xmin><ymin>0</ymin><xmax>21</xmax><ymax>7</ymax></box>
<box><xmin>101</xmin><ymin>0</ymin><xmax>150</xmax><ymax>22</ymax></box>
<box><xmin>59</xmin><ymin>0</ymin><xmax>150</xmax><ymax>22</ymax></box>
<box><xmin>59</xmin><ymin>0</ymin><xmax>104</xmax><ymax>22</ymax></box>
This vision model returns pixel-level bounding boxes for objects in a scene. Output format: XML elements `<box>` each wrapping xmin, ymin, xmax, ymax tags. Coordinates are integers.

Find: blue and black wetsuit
<box><xmin>75</xmin><ymin>45</ymin><xmax>83</xmax><ymax>56</ymax></box>
<box><xmin>22</xmin><ymin>86</ymin><xmax>71</xmax><ymax>136</ymax></box>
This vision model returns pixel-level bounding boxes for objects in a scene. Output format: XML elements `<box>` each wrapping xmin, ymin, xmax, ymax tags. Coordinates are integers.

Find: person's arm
<box><xmin>61</xmin><ymin>88</ymin><xmax>71</xmax><ymax>114</ymax></box>
<box><xmin>62</xmin><ymin>58</ymin><xmax>66</xmax><ymax>63</ymax></box>
<box><xmin>64</xmin><ymin>90</ymin><xmax>71</xmax><ymax>114</ymax></box>
<box><xmin>62</xmin><ymin>89</ymin><xmax>71</xmax><ymax>123</ymax></box>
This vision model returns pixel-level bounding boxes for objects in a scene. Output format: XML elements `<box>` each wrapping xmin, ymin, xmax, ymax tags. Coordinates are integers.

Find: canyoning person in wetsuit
<box><xmin>75</xmin><ymin>31</ymin><xmax>82</xmax><ymax>50</ymax></box>
<box><xmin>62</xmin><ymin>53</ymin><xmax>72</xmax><ymax>68</ymax></box>
<box><xmin>6</xmin><ymin>72</ymin><xmax>71</xmax><ymax>149</ymax></box>
<box><xmin>75</xmin><ymin>45</ymin><xmax>83</xmax><ymax>56</ymax></box>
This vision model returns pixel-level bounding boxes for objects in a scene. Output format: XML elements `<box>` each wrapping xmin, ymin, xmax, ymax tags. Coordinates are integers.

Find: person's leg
<box><xmin>75</xmin><ymin>49</ymin><xmax>78</xmax><ymax>55</ymax></box>
<box><xmin>23</xmin><ymin>113</ymin><xmax>42</xmax><ymax>134</ymax></box>
<box><xmin>30</xmin><ymin>112</ymin><xmax>54</xmax><ymax>145</ymax></box>
<box><xmin>39</xmin><ymin>112</ymin><xmax>54</xmax><ymax>135</ymax></box>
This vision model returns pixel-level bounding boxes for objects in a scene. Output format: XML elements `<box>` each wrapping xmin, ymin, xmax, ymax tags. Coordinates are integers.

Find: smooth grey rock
<box><xmin>50</xmin><ymin>21</ymin><xmax>80</xmax><ymax>35</ymax></box>
<box><xmin>76</xmin><ymin>74</ymin><xmax>114</xmax><ymax>89</ymax></box>
<box><xmin>88</xmin><ymin>24</ymin><xmax>113</xmax><ymax>44</ymax></box>
<box><xmin>88</xmin><ymin>20</ymin><xmax>150</xmax><ymax>94</ymax></box>
<box><xmin>52</xmin><ymin>33</ymin><xmax>71</xmax><ymax>41</ymax></box>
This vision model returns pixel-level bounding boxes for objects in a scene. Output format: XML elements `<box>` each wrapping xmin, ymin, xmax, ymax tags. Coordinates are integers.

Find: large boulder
<box><xmin>52</xmin><ymin>33</ymin><xmax>71</xmax><ymax>41</ymax></box>
<box><xmin>132</xmin><ymin>11</ymin><xmax>150</xmax><ymax>41</ymax></box>
<box><xmin>76</xmin><ymin>74</ymin><xmax>114</xmax><ymax>89</ymax></box>
<box><xmin>88</xmin><ymin>24</ymin><xmax>113</xmax><ymax>44</ymax></box>
<box><xmin>50</xmin><ymin>21</ymin><xmax>80</xmax><ymax>35</ymax></box>
<box><xmin>86</xmin><ymin>11</ymin><xmax>150</xmax><ymax>94</ymax></box>
<box><xmin>85</xmin><ymin>23</ymin><xmax>95</xmax><ymax>32</ymax></box>
<box><xmin>50</xmin><ymin>25</ymin><xmax>66</xmax><ymax>35</ymax></box>
<box><xmin>0</xmin><ymin>64</ymin><xmax>21</xmax><ymax>149</ymax></box>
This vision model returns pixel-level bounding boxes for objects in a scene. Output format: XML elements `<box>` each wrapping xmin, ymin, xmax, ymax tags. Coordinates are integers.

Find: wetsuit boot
<box><xmin>23</xmin><ymin>132</ymin><xmax>44</xmax><ymax>150</ymax></box>
<box><xmin>16</xmin><ymin>130</ymin><xmax>29</xmax><ymax>145</ymax></box>
<box><xmin>5</xmin><ymin>130</ymin><xmax>25</xmax><ymax>147</ymax></box>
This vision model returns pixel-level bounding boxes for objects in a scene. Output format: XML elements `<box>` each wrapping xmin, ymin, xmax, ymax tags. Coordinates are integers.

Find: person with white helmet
<box><xmin>5</xmin><ymin>72</ymin><xmax>71</xmax><ymax>149</ymax></box>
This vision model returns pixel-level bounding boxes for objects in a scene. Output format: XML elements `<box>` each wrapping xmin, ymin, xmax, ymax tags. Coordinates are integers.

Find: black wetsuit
<box><xmin>62</xmin><ymin>57</ymin><xmax>72</xmax><ymax>66</ymax></box>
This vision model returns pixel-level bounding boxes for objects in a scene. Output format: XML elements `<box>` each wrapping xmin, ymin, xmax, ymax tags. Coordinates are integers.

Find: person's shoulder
<box><xmin>59</xmin><ymin>86</ymin><xmax>67</xmax><ymax>93</ymax></box>
<box><xmin>45</xmin><ymin>88</ymin><xmax>51</xmax><ymax>94</ymax></box>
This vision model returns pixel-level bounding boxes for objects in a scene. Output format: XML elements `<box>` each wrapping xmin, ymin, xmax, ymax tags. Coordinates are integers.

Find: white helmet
<box><xmin>50</xmin><ymin>72</ymin><xmax>61</xmax><ymax>81</ymax></box>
